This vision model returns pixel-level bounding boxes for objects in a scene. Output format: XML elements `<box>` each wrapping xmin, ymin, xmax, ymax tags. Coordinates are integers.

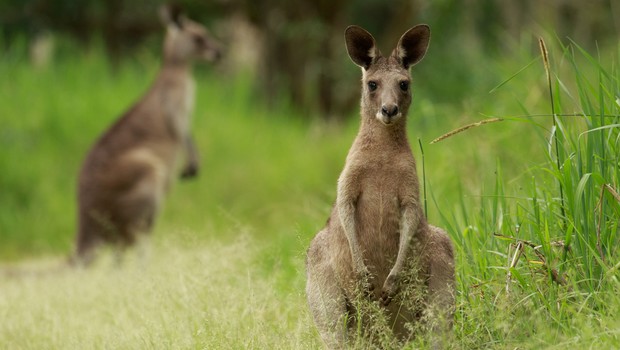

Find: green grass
<box><xmin>1</xmin><ymin>36</ymin><xmax>619</xmax><ymax>349</ymax></box>
<box><xmin>433</xmin><ymin>39</ymin><xmax>620</xmax><ymax>348</ymax></box>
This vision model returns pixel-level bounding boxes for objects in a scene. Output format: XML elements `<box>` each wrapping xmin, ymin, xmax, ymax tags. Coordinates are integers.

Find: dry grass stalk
<box><xmin>430</xmin><ymin>118</ymin><xmax>504</xmax><ymax>144</ymax></box>
<box><xmin>539</xmin><ymin>38</ymin><xmax>551</xmax><ymax>86</ymax></box>
<box><xmin>506</xmin><ymin>241</ymin><xmax>524</xmax><ymax>293</ymax></box>
<box><xmin>496</xmin><ymin>233</ymin><xmax>567</xmax><ymax>287</ymax></box>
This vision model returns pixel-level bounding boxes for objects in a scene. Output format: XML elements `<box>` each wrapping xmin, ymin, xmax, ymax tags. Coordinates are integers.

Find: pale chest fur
<box><xmin>334</xmin><ymin>149</ymin><xmax>417</xmax><ymax>283</ymax></box>
<box><xmin>130</xmin><ymin>71</ymin><xmax>195</xmax><ymax>180</ymax></box>
<box><xmin>151</xmin><ymin>70</ymin><xmax>196</xmax><ymax>141</ymax></box>
<box><xmin>161</xmin><ymin>74</ymin><xmax>195</xmax><ymax>140</ymax></box>
<box><xmin>338</xmin><ymin>150</ymin><xmax>417</xmax><ymax>267</ymax></box>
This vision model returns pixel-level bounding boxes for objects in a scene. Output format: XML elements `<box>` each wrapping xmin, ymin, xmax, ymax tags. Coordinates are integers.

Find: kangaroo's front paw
<box><xmin>180</xmin><ymin>162</ymin><xmax>199</xmax><ymax>179</ymax></box>
<box><xmin>380</xmin><ymin>273</ymin><xmax>400</xmax><ymax>306</ymax></box>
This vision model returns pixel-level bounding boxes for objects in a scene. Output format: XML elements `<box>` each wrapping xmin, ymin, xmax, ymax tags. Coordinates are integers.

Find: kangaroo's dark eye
<box><xmin>368</xmin><ymin>81</ymin><xmax>378</xmax><ymax>92</ymax></box>
<box><xmin>399</xmin><ymin>81</ymin><xmax>409</xmax><ymax>92</ymax></box>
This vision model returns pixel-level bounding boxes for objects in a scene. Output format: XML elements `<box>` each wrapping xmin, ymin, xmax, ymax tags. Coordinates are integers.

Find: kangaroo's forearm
<box><xmin>337</xmin><ymin>199</ymin><xmax>365</xmax><ymax>270</ymax></box>
<box><xmin>185</xmin><ymin>135</ymin><xmax>199</xmax><ymax>165</ymax></box>
<box><xmin>180</xmin><ymin>135</ymin><xmax>199</xmax><ymax>178</ymax></box>
<box><xmin>389</xmin><ymin>205</ymin><xmax>420</xmax><ymax>277</ymax></box>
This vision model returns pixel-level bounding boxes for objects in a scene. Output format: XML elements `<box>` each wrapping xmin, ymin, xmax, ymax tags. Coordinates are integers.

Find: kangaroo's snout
<box><xmin>377</xmin><ymin>103</ymin><xmax>401</xmax><ymax>125</ymax></box>
<box><xmin>200</xmin><ymin>35</ymin><xmax>223</xmax><ymax>62</ymax></box>
<box><xmin>203</xmin><ymin>46</ymin><xmax>222</xmax><ymax>62</ymax></box>
<box><xmin>381</xmin><ymin>105</ymin><xmax>399</xmax><ymax>118</ymax></box>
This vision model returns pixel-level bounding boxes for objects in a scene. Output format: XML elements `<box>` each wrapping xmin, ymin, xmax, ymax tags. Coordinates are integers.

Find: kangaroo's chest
<box><xmin>352</xmin><ymin>164</ymin><xmax>401</xmax><ymax>240</ymax></box>
<box><xmin>350</xmin><ymin>155</ymin><xmax>415</xmax><ymax>246</ymax></box>
<box><xmin>357</xmin><ymin>175</ymin><xmax>399</xmax><ymax>214</ymax></box>
<box><xmin>356</xmin><ymin>173</ymin><xmax>401</xmax><ymax>234</ymax></box>
<box><xmin>353</xmin><ymin>156</ymin><xmax>410</xmax><ymax>214</ymax></box>
<box><xmin>142</xmin><ymin>74</ymin><xmax>195</xmax><ymax>141</ymax></box>
<box><xmin>166</xmin><ymin>77</ymin><xmax>195</xmax><ymax>138</ymax></box>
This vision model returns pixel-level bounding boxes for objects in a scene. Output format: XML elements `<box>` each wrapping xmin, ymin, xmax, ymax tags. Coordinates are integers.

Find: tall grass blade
<box><xmin>488</xmin><ymin>57</ymin><xmax>540</xmax><ymax>94</ymax></box>
<box><xmin>539</xmin><ymin>37</ymin><xmax>567</xmax><ymax>230</ymax></box>
<box><xmin>418</xmin><ymin>138</ymin><xmax>428</xmax><ymax>219</ymax></box>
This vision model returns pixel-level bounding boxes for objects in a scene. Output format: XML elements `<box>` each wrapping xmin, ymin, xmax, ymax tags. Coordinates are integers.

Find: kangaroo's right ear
<box><xmin>345</xmin><ymin>25</ymin><xmax>380</xmax><ymax>70</ymax></box>
<box><xmin>159</xmin><ymin>3</ymin><xmax>185</xmax><ymax>29</ymax></box>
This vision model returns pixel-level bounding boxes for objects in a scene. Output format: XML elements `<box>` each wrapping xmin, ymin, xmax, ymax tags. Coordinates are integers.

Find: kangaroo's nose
<box><xmin>381</xmin><ymin>105</ymin><xmax>399</xmax><ymax>118</ymax></box>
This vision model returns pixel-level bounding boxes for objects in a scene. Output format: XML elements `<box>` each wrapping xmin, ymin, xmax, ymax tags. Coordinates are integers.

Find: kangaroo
<box><xmin>73</xmin><ymin>5</ymin><xmax>221</xmax><ymax>265</ymax></box>
<box><xmin>306</xmin><ymin>25</ymin><xmax>455</xmax><ymax>348</ymax></box>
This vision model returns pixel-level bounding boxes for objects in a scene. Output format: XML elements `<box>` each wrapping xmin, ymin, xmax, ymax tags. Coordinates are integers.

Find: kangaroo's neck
<box><xmin>153</xmin><ymin>62</ymin><xmax>195</xmax><ymax>106</ymax></box>
<box><xmin>159</xmin><ymin>60</ymin><xmax>193</xmax><ymax>80</ymax></box>
<box><xmin>151</xmin><ymin>61</ymin><xmax>196</xmax><ymax>140</ymax></box>
<box><xmin>355</xmin><ymin>112</ymin><xmax>410</xmax><ymax>152</ymax></box>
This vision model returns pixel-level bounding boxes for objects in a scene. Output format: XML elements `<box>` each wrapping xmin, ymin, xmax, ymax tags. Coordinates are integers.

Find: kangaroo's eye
<box><xmin>368</xmin><ymin>81</ymin><xmax>378</xmax><ymax>92</ymax></box>
<box><xmin>399</xmin><ymin>81</ymin><xmax>409</xmax><ymax>92</ymax></box>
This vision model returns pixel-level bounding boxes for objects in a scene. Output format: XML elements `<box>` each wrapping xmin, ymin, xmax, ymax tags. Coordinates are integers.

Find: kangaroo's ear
<box><xmin>393</xmin><ymin>25</ymin><xmax>430</xmax><ymax>69</ymax></box>
<box><xmin>345</xmin><ymin>25</ymin><xmax>380</xmax><ymax>70</ymax></box>
<box><xmin>159</xmin><ymin>3</ymin><xmax>185</xmax><ymax>29</ymax></box>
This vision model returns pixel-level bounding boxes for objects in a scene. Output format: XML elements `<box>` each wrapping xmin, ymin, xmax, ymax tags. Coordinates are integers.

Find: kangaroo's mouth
<box><xmin>376</xmin><ymin>112</ymin><xmax>402</xmax><ymax>125</ymax></box>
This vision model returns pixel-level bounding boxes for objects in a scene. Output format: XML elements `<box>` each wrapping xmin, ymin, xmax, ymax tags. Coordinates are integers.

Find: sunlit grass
<box><xmin>0</xmin><ymin>236</ymin><xmax>319</xmax><ymax>349</ymax></box>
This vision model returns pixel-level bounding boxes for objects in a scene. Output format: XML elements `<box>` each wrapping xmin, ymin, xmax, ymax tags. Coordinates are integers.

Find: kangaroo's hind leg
<box><xmin>113</xmin><ymin>160</ymin><xmax>166</xmax><ymax>264</ymax></box>
<box><xmin>306</xmin><ymin>231</ymin><xmax>350</xmax><ymax>349</ymax></box>
<box><xmin>425</xmin><ymin>225</ymin><xmax>456</xmax><ymax>348</ymax></box>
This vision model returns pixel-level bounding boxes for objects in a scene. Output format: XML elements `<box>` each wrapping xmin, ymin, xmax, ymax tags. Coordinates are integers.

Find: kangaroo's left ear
<box><xmin>159</xmin><ymin>3</ymin><xmax>185</xmax><ymax>29</ymax></box>
<box><xmin>393</xmin><ymin>25</ymin><xmax>430</xmax><ymax>69</ymax></box>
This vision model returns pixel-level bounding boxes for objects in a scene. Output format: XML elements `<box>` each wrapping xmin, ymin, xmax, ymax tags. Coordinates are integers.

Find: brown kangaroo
<box><xmin>305</xmin><ymin>25</ymin><xmax>455</xmax><ymax>348</ymax></box>
<box><xmin>73</xmin><ymin>5</ymin><xmax>221</xmax><ymax>265</ymax></box>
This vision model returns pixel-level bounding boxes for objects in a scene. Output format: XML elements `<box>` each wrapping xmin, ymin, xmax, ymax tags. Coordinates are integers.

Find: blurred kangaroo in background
<box><xmin>74</xmin><ymin>4</ymin><xmax>221</xmax><ymax>265</ymax></box>
<box><xmin>306</xmin><ymin>25</ymin><xmax>455</xmax><ymax>348</ymax></box>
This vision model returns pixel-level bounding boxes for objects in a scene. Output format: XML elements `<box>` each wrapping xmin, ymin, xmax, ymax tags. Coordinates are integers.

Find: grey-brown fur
<box><xmin>74</xmin><ymin>5</ymin><xmax>221</xmax><ymax>265</ymax></box>
<box><xmin>306</xmin><ymin>25</ymin><xmax>455</xmax><ymax>348</ymax></box>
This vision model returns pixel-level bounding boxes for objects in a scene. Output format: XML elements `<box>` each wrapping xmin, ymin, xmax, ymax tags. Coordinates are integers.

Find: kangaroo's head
<box><xmin>160</xmin><ymin>4</ymin><xmax>222</xmax><ymax>65</ymax></box>
<box><xmin>345</xmin><ymin>25</ymin><xmax>430</xmax><ymax>126</ymax></box>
